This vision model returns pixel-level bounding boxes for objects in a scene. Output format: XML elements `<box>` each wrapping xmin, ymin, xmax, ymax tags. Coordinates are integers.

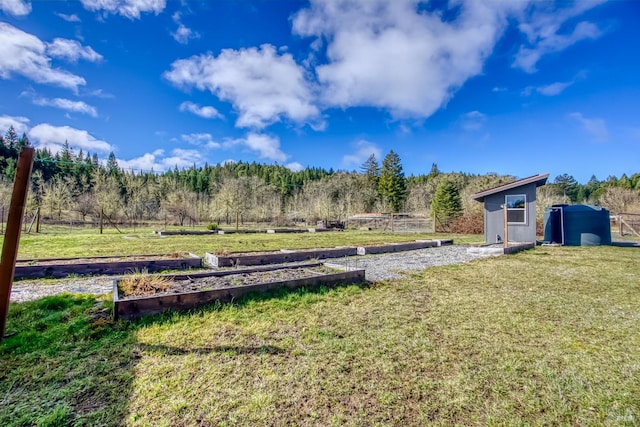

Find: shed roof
<box><xmin>471</xmin><ymin>173</ymin><xmax>549</xmax><ymax>202</ymax></box>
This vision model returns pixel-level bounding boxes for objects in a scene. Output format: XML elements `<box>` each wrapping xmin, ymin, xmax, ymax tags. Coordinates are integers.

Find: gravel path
<box><xmin>11</xmin><ymin>277</ymin><xmax>114</xmax><ymax>303</ymax></box>
<box><xmin>10</xmin><ymin>245</ymin><xmax>493</xmax><ymax>302</ymax></box>
<box><xmin>327</xmin><ymin>245</ymin><xmax>492</xmax><ymax>281</ymax></box>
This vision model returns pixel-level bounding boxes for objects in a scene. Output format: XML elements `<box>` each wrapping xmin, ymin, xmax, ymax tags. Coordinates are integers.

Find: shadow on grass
<box><xmin>611</xmin><ymin>240</ymin><xmax>640</xmax><ymax>248</ymax></box>
<box><xmin>0</xmin><ymin>280</ymin><xmax>371</xmax><ymax>425</ymax></box>
<box><xmin>0</xmin><ymin>294</ymin><xmax>138</xmax><ymax>427</ymax></box>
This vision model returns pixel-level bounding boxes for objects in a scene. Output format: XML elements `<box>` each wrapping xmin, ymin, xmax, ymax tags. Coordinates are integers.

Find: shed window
<box><xmin>506</xmin><ymin>194</ymin><xmax>526</xmax><ymax>224</ymax></box>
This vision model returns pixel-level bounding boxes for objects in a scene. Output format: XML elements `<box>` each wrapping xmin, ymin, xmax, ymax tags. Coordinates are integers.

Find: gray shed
<box><xmin>471</xmin><ymin>173</ymin><xmax>549</xmax><ymax>244</ymax></box>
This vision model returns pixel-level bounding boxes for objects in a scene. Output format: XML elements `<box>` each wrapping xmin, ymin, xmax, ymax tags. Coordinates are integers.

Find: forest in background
<box><xmin>1</xmin><ymin>125</ymin><xmax>639</xmax><ymax>232</ymax></box>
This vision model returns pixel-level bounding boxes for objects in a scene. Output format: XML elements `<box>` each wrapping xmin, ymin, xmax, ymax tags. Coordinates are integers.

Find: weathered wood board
<box><xmin>356</xmin><ymin>240</ymin><xmax>438</xmax><ymax>255</ymax></box>
<box><xmin>15</xmin><ymin>253</ymin><xmax>202</xmax><ymax>279</ymax></box>
<box><xmin>113</xmin><ymin>264</ymin><xmax>365</xmax><ymax>320</ymax></box>
<box><xmin>205</xmin><ymin>247</ymin><xmax>358</xmax><ymax>267</ymax></box>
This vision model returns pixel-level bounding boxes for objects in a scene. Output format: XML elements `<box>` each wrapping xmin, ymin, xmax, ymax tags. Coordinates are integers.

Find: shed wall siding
<box><xmin>483</xmin><ymin>183</ymin><xmax>537</xmax><ymax>243</ymax></box>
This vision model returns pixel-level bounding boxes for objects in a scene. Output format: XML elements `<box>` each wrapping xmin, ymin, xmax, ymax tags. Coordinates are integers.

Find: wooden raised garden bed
<box><xmin>15</xmin><ymin>253</ymin><xmax>202</xmax><ymax>279</ymax></box>
<box><xmin>466</xmin><ymin>242</ymin><xmax>535</xmax><ymax>256</ymax></box>
<box><xmin>216</xmin><ymin>229</ymin><xmax>264</xmax><ymax>234</ymax></box>
<box><xmin>356</xmin><ymin>240</ymin><xmax>438</xmax><ymax>255</ymax></box>
<box><xmin>113</xmin><ymin>262</ymin><xmax>365</xmax><ymax>320</ymax></box>
<box><xmin>154</xmin><ymin>230</ymin><xmax>216</xmax><ymax>236</ymax></box>
<box><xmin>205</xmin><ymin>247</ymin><xmax>358</xmax><ymax>268</ymax></box>
<box><xmin>266</xmin><ymin>228</ymin><xmax>308</xmax><ymax>234</ymax></box>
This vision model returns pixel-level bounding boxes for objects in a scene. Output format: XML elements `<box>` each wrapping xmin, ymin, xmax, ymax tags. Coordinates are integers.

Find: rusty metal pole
<box><xmin>0</xmin><ymin>147</ymin><xmax>35</xmax><ymax>339</ymax></box>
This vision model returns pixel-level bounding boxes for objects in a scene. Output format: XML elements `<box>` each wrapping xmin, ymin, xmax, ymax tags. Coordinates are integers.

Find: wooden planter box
<box><xmin>154</xmin><ymin>230</ymin><xmax>217</xmax><ymax>236</ymax></box>
<box><xmin>216</xmin><ymin>229</ymin><xmax>264</xmax><ymax>234</ymax></box>
<box><xmin>266</xmin><ymin>228</ymin><xmax>307</xmax><ymax>234</ymax></box>
<box><xmin>466</xmin><ymin>242</ymin><xmax>535</xmax><ymax>256</ymax></box>
<box><xmin>356</xmin><ymin>240</ymin><xmax>438</xmax><ymax>255</ymax></box>
<box><xmin>15</xmin><ymin>253</ymin><xmax>202</xmax><ymax>279</ymax></box>
<box><xmin>204</xmin><ymin>247</ymin><xmax>358</xmax><ymax>268</ymax></box>
<box><xmin>113</xmin><ymin>262</ymin><xmax>365</xmax><ymax>320</ymax></box>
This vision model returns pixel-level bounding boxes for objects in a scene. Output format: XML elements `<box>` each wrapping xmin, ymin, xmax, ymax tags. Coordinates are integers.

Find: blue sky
<box><xmin>0</xmin><ymin>0</ymin><xmax>638</xmax><ymax>183</ymax></box>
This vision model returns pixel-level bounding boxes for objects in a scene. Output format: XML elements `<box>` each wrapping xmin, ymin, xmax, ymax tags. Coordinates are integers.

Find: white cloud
<box><xmin>56</xmin><ymin>13</ymin><xmax>81</xmax><ymax>22</ymax></box>
<box><xmin>47</xmin><ymin>38</ymin><xmax>103</xmax><ymax>63</ymax></box>
<box><xmin>522</xmin><ymin>80</ymin><xmax>573</xmax><ymax>97</ymax></box>
<box><xmin>0</xmin><ymin>115</ymin><xmax>29</xmax><ymax>134</ymax></box>
<box><xmin>286</xmin><ymin>162</ymin><xmax>304</xmax><ymax>172</ymax></box>
<box><xmin>172</xmin><ymin>24</ymin><xmax>198</xmax><ymax>44</ymax></box>
<box><xmin>160</xmin><ymin>148</ymin><xmax>204</xmax><ymax>169</ymax></box>
<box><xmin>569</xmin><ymin>112</ymin><xmax>609</xmax><ymax>142</ymax></box>
<box><xmin>80</xmin><ymin>0</ymin><xmax>166</xmax><ymax>19</ymax></box>
<box><xmin>460</xmin><ymin>111</ymin><xmax>487</xmax><ymax>131</ymax></box>
<box><xmin>179</xmin><ymin>101</ymin><xmax>223</xmax><ymax>119</ymax></box>
<box><xmin>0</xmin><ymin>0</ymin><xmax>31</xmax><ymax>16</ymax></box>
<box><xmin>223</xmin><ymin>133</ymin><xmax>288</xmax><ymax>162</ymax></box>
<box><xmin>28</xmin><ymin>123</ymin><xmax>112</xmax><ymax>153</ymax></box>
<box><xmin>171</xmin><ymin>12</ymin><xmax>199</xmax><ymax>44</ymax></box>
<box><xmin>85</xmin><ymin>88</ymin><xmax>114</xmax><ymax>98</ymax></box>
<box><xmin>513</xmin><ymin>1</ymin><xmax>605</xmax><ymax>72</ymax></box>
<box><xmin>0</xmin><ymin>23</ymin><xmax>86</xmax><ymax>91</ymax></box>
<box><xmin>180</xmin><ymin>132</ymin><xmax>220</xmax><ymax>149</ymax></box>
<box><xmin>32</xmin><ymin>97</ymin><xmax>98</xmax><ymax>117</ymax></box>
<box><xmin>242</xmin><ymin>133</ymin><xmax>287</xmax><ymax>162</ymax></box>
<box><xmin>164</xmin><ymin>44</ymin><xmax>321</xmax><ymax>129</ymax></box>
<box><xmin>117</xmin><ymin>152</ymin><xmax>162</xmax><ymax>171</ymax></box>
<box><xmin>292</xmin><ymin>0</ymin><xmax>525</xmax><ymax>119</ymax></box>
<box><xmin>342</xmin><ymin>139</ymin><xmax>381</xmax><ymax>166</ymax></box>
<box><xmin>119</xmin><ymin>148</ymin><xmax>205</xmax><ymax>172</ymax></box>
<box><xmin>492</xmin><ymin>87</ymin><xmax>507</xmax><ymax>93</ymax></box>
<box><xmin>536</xmin><ymin>81</ymin><xmax>574</xmax><ymax>96</ymax></box>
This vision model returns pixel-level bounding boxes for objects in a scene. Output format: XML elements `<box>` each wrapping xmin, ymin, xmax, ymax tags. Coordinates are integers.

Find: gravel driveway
<box><xmin>327</xmin><ymin>244</ymin><xmax>492</xmax><ymax>281</ymax></box>
<box><xmin>10</xmin><ymin>245</ymin><xmax>492</xmax><ymax>303</ymax></box>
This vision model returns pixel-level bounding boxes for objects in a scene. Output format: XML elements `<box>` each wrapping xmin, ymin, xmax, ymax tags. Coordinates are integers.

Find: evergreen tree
<box><xmin>553</xmin><ymin>173</ymin><xmax>579</xmax><ymax>202</ymax></box>
<box><xmin>106</xmin><ymin>152</ymin><xmax>119</xmax><ymax>176</ymax></box>
<box><xmin>17</xmin><ymin>133</ymin><xmax>30</xmax><ymax>151</ymax></box>
<box><xmin>428</xmin><ymin>162</ymin><xmax>440</xmax><ymax>179</ymax></box>
<box><xmin>378</xmin><ymin>150</ymin><xmax>407</xmax><ymax>212</ymax></box>
<box><xmin>360</xmin><ymin>153</ymin><xmax>381</xmax><ymax>179</ymax></box>
<box><xmin>431</xmin><ymin>179</ymin><xmax>463</xmax><ymax>225</ymax></box>
<box><xmin>4</xmin><ymin>126</ymin><xmax>18</xmax><ymax>152</ymax></box>
<box><xmin>360</xmin><ymin>153</ymin><xmax>381</xmax><ymax>212</ymax></box>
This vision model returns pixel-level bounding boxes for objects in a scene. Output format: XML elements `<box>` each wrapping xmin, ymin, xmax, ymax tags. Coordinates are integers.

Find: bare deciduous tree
<box><xmin>41</xmin><ymin>177</ymin><xmax>73</xmax><ymax>220</ymax></box>
<box><xmin>163</xmin><ymin>186</ymin><xmax>198</xmax><ymax>226</ymax></box>
<box><xmin>599</xmin><ymin>187</ymin><xmax>640</xmax><ymax>214</ymax></box>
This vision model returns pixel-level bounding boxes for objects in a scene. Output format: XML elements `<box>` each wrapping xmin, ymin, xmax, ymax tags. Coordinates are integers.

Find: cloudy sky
<box><xmin>0</xmin><ymin>0</ymin><xmax>638</xmax><ymax>182</ymax></box>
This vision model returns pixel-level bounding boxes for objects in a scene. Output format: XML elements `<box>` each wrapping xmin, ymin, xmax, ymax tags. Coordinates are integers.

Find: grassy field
<box><xmin>11</xmin><ymin>227</ymin><xmax>479</xmax><ymax>259</ymax></box>
<box><xmin>1</xmin><ymin>236</ymin><xmax>639</xmax><ymax>425</ymax></box>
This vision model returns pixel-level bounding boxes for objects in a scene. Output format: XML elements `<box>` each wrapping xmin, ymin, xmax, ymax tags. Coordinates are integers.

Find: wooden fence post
<box><xmin>0</xmin><ymin>147</ymin><xmax>35</xmax><ymax>339</ymax></box>
<box><xmin>503</xmin><ymin>204</ymin><xmax>508</xmax><ymax>248</ymax></box>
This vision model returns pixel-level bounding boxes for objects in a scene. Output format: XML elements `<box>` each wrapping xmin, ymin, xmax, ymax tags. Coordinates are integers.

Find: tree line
<box><xmin>0</xmin><ymin>125</ymin><xmax>638</xmax><ymax>230</ymax></box>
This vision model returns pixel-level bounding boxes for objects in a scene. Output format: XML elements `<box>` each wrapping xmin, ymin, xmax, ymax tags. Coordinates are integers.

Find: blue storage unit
<box><xmin>543</xmin><ymin>204</ymin><xmax>611</xmax><ymax>246</ymax></box>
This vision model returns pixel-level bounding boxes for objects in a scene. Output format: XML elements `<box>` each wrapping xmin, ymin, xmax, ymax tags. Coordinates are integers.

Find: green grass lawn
<box><xmin>1</xmin><ymin>242</ymin><xmax>639</xmax><ymax>426</ymax></box>
<box><xmin>11</xmin><ymin>227</ymin><xmax>479</xmax><ymax>259</ymax></box>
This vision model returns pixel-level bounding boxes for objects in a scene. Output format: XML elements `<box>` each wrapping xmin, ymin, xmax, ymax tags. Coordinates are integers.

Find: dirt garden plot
<box><xmin>356</xmin><ymin>239</ymin><xmax>452</xmax><ymax>255</ymax></box>
<box><xmin>14</xmin><ymin>253</ymin><xmax>202</xmax><ymax>279</ymax></box>
<box><xmin>154</xmin><ymin>230</ymin><xmax>219</xmax><ymax>236</ymax></box>
<box><xmin>206</xmin><ymin>240</ymin><xmax>452</xmax><ymax>267</ymax></box>
<box><xmin>155</xmin><ymin>228</ymin><xmax>335</xmax><ymax>236</ymax></box>
<box><xmin>113</xmin><ymin>262</ymin><xmax>364</xmax><ymax>320</ymax></box>
<box><xmin>205</xmin><ymin>247</ymin><xmax>359</xmax><ymax>267</ymax></box>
